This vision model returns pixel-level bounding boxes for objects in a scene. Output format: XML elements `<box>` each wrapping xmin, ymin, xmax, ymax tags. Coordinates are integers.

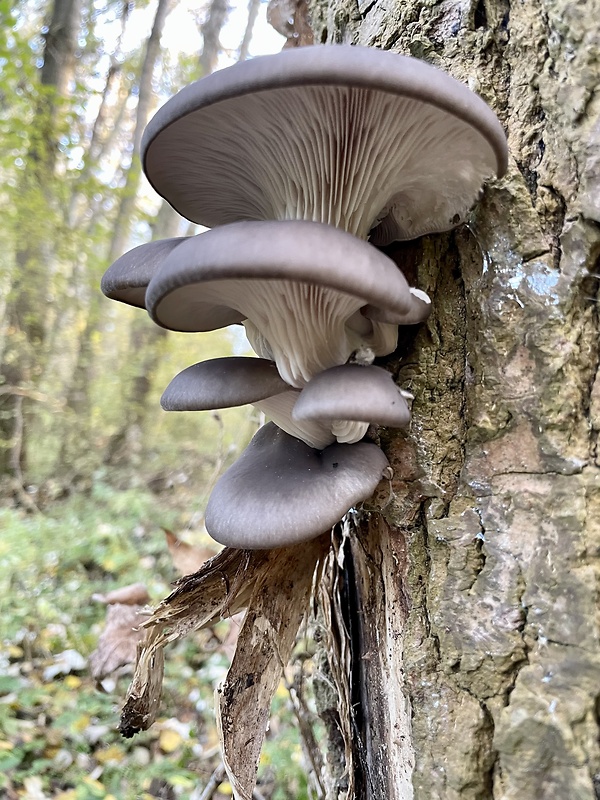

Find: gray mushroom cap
<box><xmin>146</xmin><ymin>220</ymin><xmax>430</xmax><ymax>387</ymax></box>
<box><xmin>142</xmin><ymin>45</ymin><xmax>507</xmax><ymax>243</ymax></box>
<box><xmin>204</xmin><ymin>422</ymin><xmax>390</xmax><ymax>549</ymax></box>
<box><xmin>293</xmin><ymin>364</ymin><xmax>412</xmax><ymax>434</ymax></box>
<box><xmin>160</xmin><ymin>357</ymin><xmax>289</xmax><ymax>411</ymax></box>
<box><xmin>160</xmin><ymin>357</ymin><xmax>338</xmax><ymax>449</ymax></box>
<box><xmin>101</xmin><ymin>237</ymin><xmax>187</xmax><ymax>308</ymax></box>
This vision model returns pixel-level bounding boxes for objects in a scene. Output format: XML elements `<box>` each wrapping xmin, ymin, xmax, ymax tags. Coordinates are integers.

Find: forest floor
<box><xmin>0</xmin><ymin>481</ymin><xmax>310</xmax><ymax>800</ymax></box>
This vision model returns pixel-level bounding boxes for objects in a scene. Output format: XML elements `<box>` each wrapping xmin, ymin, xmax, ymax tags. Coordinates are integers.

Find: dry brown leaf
<box><xmin>93</xmin><ymin>582</ymin><xmax>150</xmax><ymax>606</ymax></box>
<box><xmin>216</xmin><ymin>535</ymin><xmax>329</xmax><ymax>800</ymax></box>
<box><xmin>164</xmin><ymin>529</ymin><xmax>218</xmax><ymax>576</ymax></box>
<box><xmin>88</xmin><ymin>604</ymin><xmax>151</xmax><ymax>681</ymax></box>
<box><xmin>120</xmin><ymin>547</ymin><xmax>269</xmax><ymax>737</ymax></box>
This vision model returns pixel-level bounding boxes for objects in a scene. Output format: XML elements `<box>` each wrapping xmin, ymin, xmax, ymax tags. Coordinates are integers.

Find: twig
<box><xmin>196</xmin><ymin>764</ymin><xmax>227</xmax><ymax>800</ymax></box>
<box><xmin>0</xmin><ymin>385</ymin><xmax>62</xmax><ymax>408</ymax></box>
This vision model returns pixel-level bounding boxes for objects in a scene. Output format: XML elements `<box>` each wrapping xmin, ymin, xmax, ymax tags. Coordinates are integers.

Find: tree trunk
<box><xmin>199</xmin><ymin>0</ymin><xmax>230</xmax><ymax>77</ymax></box>
<box><xmin>108</xmin><ymin>0</ymin><xmax>174</xmax><ymax>263</ymax></box>
<box><xmin>0</xmin><ymin>0</ymin><xmax>82</xmax><ymax>479</ymax></box>
<box><xmin>238</xmin><ymin>0</ymin><xmax>261</xmax><ymax>61</ymax></box>
<box><xmin>308</xmin><ymin>2</ymin><xmax>600</xmax><ymax>798</ymax></box>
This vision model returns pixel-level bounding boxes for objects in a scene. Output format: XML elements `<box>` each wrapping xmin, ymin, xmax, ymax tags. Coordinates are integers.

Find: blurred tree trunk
<box><xmin>104</xmin><ymin>0</ymin><xmax>235</xmax><ymax>469</ymax></box>
<box><xmin>306</xmin><ymin>2</ymin><xmax>600</xmax><ymax>798</ymax></box>
<box><xmin>103</xmin><ymin>204</ymin><xmax>180</xmax><ymax>468</ymax></box>
<box><xmin>0</xmin><ymin>0</ymin><xmax>82</xmax><ymax>479</ymax></box>
<box><xmin>238</xmin><ymin>0</ymin><xmax>260</xmax><ymax>61</ymax></box>
<box><xmin>199</xmin><ymin>0</ymin><xmax>230</xmax><ymax>76</ymax></box>
<box><xmin>57</xmin><ymin>0</ymin><xmax>173</xmax><ymax>478</ymax></box>
<box><xmin>40</xmin><ymin>0</ymin><xmax>80</xmax><ymax>96</ymax></box>
<box><xmin>108</xmin><ymin>0</ymin><xmax>174</xmax><ymax>264</ymax></box>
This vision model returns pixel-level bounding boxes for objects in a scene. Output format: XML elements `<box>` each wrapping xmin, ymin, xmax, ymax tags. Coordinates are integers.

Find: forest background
<box><xmin>0</xmin><ymin>1</ymin><xmax>311</xmax><ymax>797</ymax></box>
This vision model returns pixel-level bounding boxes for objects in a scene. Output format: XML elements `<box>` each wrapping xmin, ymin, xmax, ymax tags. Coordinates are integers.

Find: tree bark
<box><xmin>307</xmin><ymin>2</ymin><xmax>600</xmax><ymax>798</ymax></box>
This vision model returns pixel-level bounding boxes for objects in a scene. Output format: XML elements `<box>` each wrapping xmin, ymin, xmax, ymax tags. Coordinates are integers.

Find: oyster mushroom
<box><xmin>101</xmin><ymin>237</ymin><xmax>186</xmax><ymax>308</ymax></box>
<box><xmin>145</xmin><ymin>220</ymin><xmax>431</xmax><ymax>387</ymax></box>
<box><xmin>162</xmin><ymin>358</ymin><xmax>414</xmax><ymax>447</ymax></box>
<box><xmin>142</xmin><ymin>44</ymin><xmax>508</xmax><ymax>243</ymax></box>
<box><xmin>160</xmin><ymin>357</ymin><xmax>289</xmax><ymax>411</ymax></box>
<box><xmin>204</xmin><ymin>422</ymin><xmax>390</xmax><ymax>548</ymax></box>
<box><xmin>161</xmin><ymin>356</ymin><xmax>333</xmax><ymax>449</ymax></box>
<box><xmin>293</xmin><ymin>363</ymin><xmax>413</xmax><ymax>442</ymax></box>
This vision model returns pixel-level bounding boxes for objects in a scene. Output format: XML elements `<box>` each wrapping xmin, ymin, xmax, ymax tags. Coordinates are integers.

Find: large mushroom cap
<box><xmin>146</xmin><ymin>219</ymin><xmax>430</xmax><ymax>386</ymax></box>
<box><xmin>101</xmin><ymin>237</ymin><xmax>187</xmax><ymax>308</ymax></box>
<box><xmin>293</xmin><ymin>364</ymin><xmax>411</xmax><ymax>431</ymax></box>
<box><xmin>205</xmin><ymin>422</ymin><xmax>390</xmax><ymax>548</ymax></box>
<box><xmin>142</xmin><ymin>45</ymin><xmax>507</xmax><ymax>242</ymax></box>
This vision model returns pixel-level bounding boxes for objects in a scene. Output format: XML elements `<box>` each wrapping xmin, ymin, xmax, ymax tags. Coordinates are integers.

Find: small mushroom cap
<box><xmin>101</xmin><ymin>237</ymin><xmax>187</xmax><ymax>308</ymax></box>
<box><xmin>293</xmin><ymin>364</ymin><xmax>411</xmax><ymax>429</ymax></box>
<box><xmin>146</xmin><ymin>220</ymin><xmax>428</xmax><ymax>332</ymax></box>
<box><xmin>161</xmin><ymin>357</ymin><xmax>337</xmax><ymax>449</ymax></box>
<box><xmin>205</xmin><ymin>422</ymin><xmax>390</xmax><ymax>549</ymax></box>
<box><xmin>160</xmin><ymin>357</ymin><xmax>289</xmax><ymax>411</ymax></box>
<box><xmin>142</xmin><ymin>45</ymin><xmax>507</xmax><ymax>241</ymax></box>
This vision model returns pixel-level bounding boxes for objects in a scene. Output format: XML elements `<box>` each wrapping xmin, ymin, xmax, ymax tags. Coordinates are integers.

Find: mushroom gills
<box><xmin>145</xmin><ymin>220</ymin><xmax>431</xmax><ymax>388</ymax></box>
<box><xmin>143</xmin><ymin>46</ymin><xmax>507</xmax><ymax>242</ymax></box>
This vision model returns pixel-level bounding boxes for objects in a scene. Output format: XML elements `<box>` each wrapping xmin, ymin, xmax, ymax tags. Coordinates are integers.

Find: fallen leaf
<box><xmin>89</xmin><ymin>604</ymin><xmax>150</xmax><ymax>681</ymax></box>
<box><xmin>43</xmin><ymin>649</ymin><xmax>86</xmax><ymax>681</ymax></box>
<box><xmin>158</xmin><ymin>729</ymin><xmax>183</xmax><ymax>753</ymax></box>
<box><xmin>164</xmin><ymin>529</ymin><xmax>218</xmax><ymax>576</ymax></box>
<box><xmin>95</xmin><ymin>744</ymin><xmax>125</xmax><ymax>764</ymax></box>
<box><xmin>93</xmin><ymin>583</ymin><xmax>150</xmax><ymax>606</ymax></box>
<box><xmin>22</xmin><ymin>777</ymin><xmax>46</xmax><ymax>800</ymax></box>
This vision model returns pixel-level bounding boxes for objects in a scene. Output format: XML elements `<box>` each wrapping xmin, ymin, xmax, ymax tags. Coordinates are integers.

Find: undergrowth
<box><xmin>0</xmin><ymin>483</ymin><xmax>310</xmax><ymax>800</ymax></box>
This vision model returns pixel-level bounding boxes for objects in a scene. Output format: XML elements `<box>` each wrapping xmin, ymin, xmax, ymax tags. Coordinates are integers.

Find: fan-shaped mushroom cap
<box><xmin>161</xmin><ymin>356</ymin><xmax>333</xmax><ymax>448</ymax></box>
<box><xmin>146</xmin><ymin>220</ymin><xmax>431</xmax><ymax>387</ymax></box>
<box><xmin>205</xmin><ymin>422</ymin><xmax>390</xmax><ymax>548</ymax></box>
<box><xmin>142</xmin><ymin>45</ymin><xmax>507</xmax><ymax>243</ymax></box>
<box><xmin>101</xmin><ymin>237</ymin><xmax>187</xmax><ymax>308</ymax></box>
<box><xmin>160</xmin><ymin>357</ymin><xmax>289</xmax><ymax>411</ymax></box>
<box><xmin>293</xmin><ymin>364</ymin><xmax>411</xmax><ymax>441</ymax></box>
<box><xmin>160</xmin><ymin>357</ymin><xmax>364</xmax><ymax>448</ymax></box>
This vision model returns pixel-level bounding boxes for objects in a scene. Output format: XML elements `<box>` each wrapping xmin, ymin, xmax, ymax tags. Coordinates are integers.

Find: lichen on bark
<box><xmin>306</xmin><ymin>0</ymin><xmax>600</xmax><ymax>797</ymax></box>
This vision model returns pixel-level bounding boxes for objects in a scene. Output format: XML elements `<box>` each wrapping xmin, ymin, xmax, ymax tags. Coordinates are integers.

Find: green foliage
<box><xmin>0</xmin><ymin>487</ymin><xmax>314</xmax><ymax>798</ymax></box>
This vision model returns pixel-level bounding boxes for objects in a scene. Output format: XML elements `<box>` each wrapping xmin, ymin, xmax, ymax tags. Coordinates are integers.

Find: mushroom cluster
<box><xmin>102</xmin><ymin>45</ymin><xmax>507</xmax><ymax>549</ymax></box>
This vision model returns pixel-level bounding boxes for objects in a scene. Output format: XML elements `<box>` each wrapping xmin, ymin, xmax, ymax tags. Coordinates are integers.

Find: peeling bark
<box><xmin>306</xmin><ymin>1</ymin><xmax>600</xmax><ymax>797</ymax></box>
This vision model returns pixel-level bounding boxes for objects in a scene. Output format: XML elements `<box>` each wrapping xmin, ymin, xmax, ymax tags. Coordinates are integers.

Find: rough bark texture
<box><xmin>307</xmin><ymin>2</ymin><xmax>600</xmax><ymax>798</ymax></box>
